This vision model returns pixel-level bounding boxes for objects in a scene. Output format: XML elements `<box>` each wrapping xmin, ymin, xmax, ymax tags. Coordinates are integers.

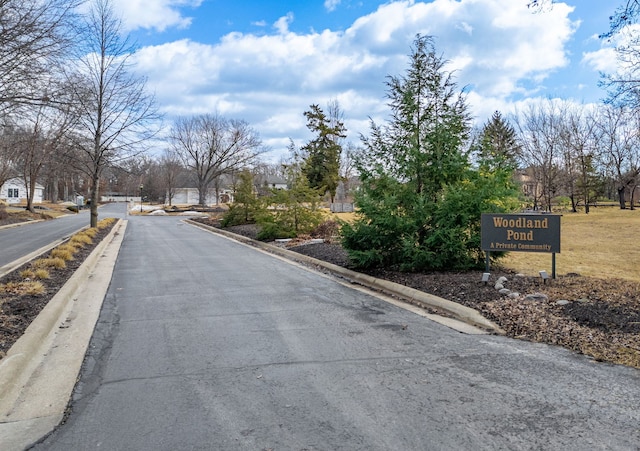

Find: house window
<box><xmin>7</xmin><ymin>188</ymin><xmax>19</xmax><ymax>198</ymax></box>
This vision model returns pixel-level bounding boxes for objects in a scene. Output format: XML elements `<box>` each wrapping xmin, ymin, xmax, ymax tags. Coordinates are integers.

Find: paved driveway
<box><xmin>34</xmin><ymin>216</ymin><xmax>640</xmax><ymax>450</ymax></box>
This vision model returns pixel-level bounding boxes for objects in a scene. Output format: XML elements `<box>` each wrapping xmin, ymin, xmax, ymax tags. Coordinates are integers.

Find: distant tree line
<box><xmin>3</xmin><ymin>0</ymin><xmax>640</xmax><ymax>245</ymax></box>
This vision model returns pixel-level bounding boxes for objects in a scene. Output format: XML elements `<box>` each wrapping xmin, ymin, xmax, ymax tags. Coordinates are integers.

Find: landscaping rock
<box><xmin>523</xmin><ymin>293</ymin><xmax>549</xmax><ymax>302</ymax></box>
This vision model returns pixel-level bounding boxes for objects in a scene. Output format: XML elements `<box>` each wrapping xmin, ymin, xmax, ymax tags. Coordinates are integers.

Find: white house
<box><xmin>264</xmin><ymin>176</ymin><xmax>288</xmax><ymax>190</ymax></box>
<box><xmin>0</xmin><ymin>178</ymin><xmax>44</xmax><ymax>204</ymax></box>
<box><xmin>168</xmin><ymin>188</ymin><xmax>234</xmax><ymax>206</ymax></box>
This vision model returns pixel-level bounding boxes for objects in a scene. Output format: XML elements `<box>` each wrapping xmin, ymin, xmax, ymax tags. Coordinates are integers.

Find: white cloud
<box><xmin>111</xmin><ymin>0</ymin><xmax>202</xmax><ymax>32</ymax></box>
<box><xmin>131</xmin><ymin>0</ymin><xmax>584</xmax><ymax>161</ymax></box>
<box><xmin>582</xmin><ymin>23</ymin><xmax>640</xmax><ymax>75</ymax></box>
<box><xmin>325</xmin><ymin>0</ymin><xmax>342</xmax><ymax>12</ymax></box>
<box><xmin>274</xmin><ymin>13</ymin><xmax>295</xmax><ymax>35</ymax></box>
<box><xmin>583</xmin><ymin>48</ymin><xmax>616</xmax><ymax>72</ymax></box>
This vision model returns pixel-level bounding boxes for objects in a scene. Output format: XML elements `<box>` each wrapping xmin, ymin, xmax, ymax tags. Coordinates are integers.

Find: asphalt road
<box><xmin>0</xmin><ymin>203</ymin><xmax>127</xmax><ymax>267</ymax></box>
<box><xmin>34</xmin><ymin>215</ymin><xmax>640</xmax><ymax>450</ymax></box>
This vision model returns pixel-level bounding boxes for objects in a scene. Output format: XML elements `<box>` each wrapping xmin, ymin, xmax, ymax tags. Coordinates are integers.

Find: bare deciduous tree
<box><xmin>169</xmin><ymin>114</ymin><xmax>264</xmax><ymax>206</ymax></box>
<box><xmin>0</xmin><ymin>123</ymin><xmax>18</xmax><ymax>189</ymax></box>
<box><xmin>514</xmin><ymin>100</ymin><xmax>565</xmax><ymax>211</ymax></box>
<box><xmin>158</xmin><ymin>150</ymin><xmax>185</xmax><ymax>206</ymax></box>
<box><xmin>0</xmin><ymin>0</ymin><xmax>79</xmax><ymax>114</ymax></box>
<box><xmin>558</xmin><ymin>105</ymin><xmax>601</xmax><ymax>213</ymax></box>
<box><xmin>66</xmin><ymin>0</ymin><xmax>160</xmax><ymax>227</ymax></box>
<box><xmin>596</xmin><ymin>105</ymin><xmax>640</xmax><ymax>209</ymax></box>
<box><xmin>338</xmin><ymin>142</ymin><xmax>360</xmax><ymax>202</ymax></box>
<box><xmin>13</xmin><ymin>98</ymin><xmax>77</xmax><ymax>211</ymax></box>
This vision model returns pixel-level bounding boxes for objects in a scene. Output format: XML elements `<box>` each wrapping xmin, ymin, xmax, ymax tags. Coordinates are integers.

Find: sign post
<box><xmin>481</xmin><ymin>213</ymin><xmax>561</xmax><ymax>278</ymax></box>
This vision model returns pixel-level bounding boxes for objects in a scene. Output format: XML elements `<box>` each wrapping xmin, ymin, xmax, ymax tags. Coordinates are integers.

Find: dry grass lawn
<box><xmin>4</xmin><ymin>201</ymin><xmax>71</xmax><ymax>218</ymax></box>
<box><xmin>330</xmin><ymin>207</ymin><xmax>640</xmax><ymax>283</ymax></box>
<box><xmin>501</xmin><ymin>207</ymin><xmax>640</xmax><ymax>282</ymax></box>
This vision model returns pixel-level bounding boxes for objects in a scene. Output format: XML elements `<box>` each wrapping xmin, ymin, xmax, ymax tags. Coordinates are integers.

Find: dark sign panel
<box><xmin>481</xmin><ymin>213</ymin><xmax>561</xmax><ymax>253</ymax></box>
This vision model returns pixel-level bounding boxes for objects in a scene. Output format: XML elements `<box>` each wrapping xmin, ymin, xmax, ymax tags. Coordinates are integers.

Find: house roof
<box><xmin>264</xmin><ymin>176</ymin><xmax>287</xmax><ymax>185</ymax></box>
<box><xmin>2</xmin><ymin>177</ymin><xmax>44</xmax><ymax>189</ymax></box>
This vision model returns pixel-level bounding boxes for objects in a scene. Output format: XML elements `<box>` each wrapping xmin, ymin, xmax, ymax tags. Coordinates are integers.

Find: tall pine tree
<box><xmin>301</xmin><ymin>103</ymin><xmax>346</xmax><ymax>202</ymax></box>
<box><xmin>342</xmin><ymin>35</ymin><xmax>518</xmax><ymax>271</ymax></box>
<box><xmin>477</xmin><ymin>111</ymin><xmax>521</xmax><ymax>172</ymax></box>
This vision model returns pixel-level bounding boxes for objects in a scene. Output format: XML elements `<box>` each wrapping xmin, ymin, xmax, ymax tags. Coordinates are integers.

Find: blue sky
<box><xmin>113</xmin><ymin>0</ymin><xmax>624</xmax><ymax>161</ymax></box>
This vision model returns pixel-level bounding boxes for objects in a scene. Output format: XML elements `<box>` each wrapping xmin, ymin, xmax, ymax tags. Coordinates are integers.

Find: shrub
<box><xmin>221</xmin><ymin>203</ymin><xmax>256</xmax><ymax>227</ymax></box>
<box><xmin>256</xmin><ymin>221</ymin><xmax>297</xmax><ymax>241</ymax></box>
<box><xmin>0</xmin><ymin>281</ymin><xmax>45</xmax><ymax>296</ymax></box>
<box><xmin>555</xmin><ymin>196</ymin><xmax>572</xmax><ymax>212</ymax></box>
<box><xmin>34</xmin><ymin>269</ymin><xmax>50</xmax><ymax>279</ymax></box>
<box><xmin>70</xmin><ymin>233</ymin><xmax>93</xmax><ymax>245</ymax></box>
<box><xmin>67</xmin><ymin>205</ymin><xmax>79</xmax><ymax>213</ymax></box>
<box><xmin>255</xmin><ymin>176</ymin><xmax>324</xmax><ymax>240</ymax></box>
<box><xmin>311</xmin><ymin>219</ymin><xmax>341</xmax><ymax>241</ymax></box>
<box><xmin>33</xmin><ymin>257</ymin><xmax>66</xmax><ymax>269</ymax></box>
<box><xmin>50</xmin><ymin>248</ymin><xmax>74</xmax><ymax>261</ymax></box>
<box><xmin>222</xmin><ymin>171</ymin><xmax>265</xmax><ymax>227</ymax></box>
<box><xmin>97</xmin><ymin>218</ymin><xmax>115</xmax><ymax>229</ymax></box>
<box><xmin>22</xmin><ymin>268</ymin><xmax>50</xmax><ymax>280</ymax></box>
<box><xmin>57</xmin><ymin>243</ymin><xmax>80</xmax><ymax>255</ymax></box>
<box><xmin>83</xmin><ymin>228</ymin><xmax>98</xmax><ymax>238</ymax></box>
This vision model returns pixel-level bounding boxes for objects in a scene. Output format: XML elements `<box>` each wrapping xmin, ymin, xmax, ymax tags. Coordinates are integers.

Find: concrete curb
<box><xmin>0</xmin><ymin>208</ymin><xmax>87</xmax><ymax>231</ymax></box>
<box><xmin>0</xmin><ymin>219</ymin><xmax>127</xmax><ymax>451</ymax></box>
<box><xmin>0</xmin><ymin>219</ymin><xmax>45</xmax><ymax>231</ymax></box>
<box><xmin>186</xmin><ymin>220</ymin><xmax>504</xmax><ymax>334</ymax></box>
<box><xmin>0</xmin><ymin>225</ymin><xmax>88</xmax><ymax>279</ymax></box>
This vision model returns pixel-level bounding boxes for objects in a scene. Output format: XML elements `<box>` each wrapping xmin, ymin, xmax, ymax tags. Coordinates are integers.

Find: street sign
<box><xmin>481</xmin><ymin>213</ymin><xmax>561</xmax><ymax>253</ymax></box>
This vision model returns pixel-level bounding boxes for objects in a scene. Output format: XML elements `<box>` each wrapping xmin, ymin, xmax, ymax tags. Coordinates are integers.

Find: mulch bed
<box><xmin>0</xmin><ymin>223</ymin><xmax>115</xmax><ymax>357</ymax></box>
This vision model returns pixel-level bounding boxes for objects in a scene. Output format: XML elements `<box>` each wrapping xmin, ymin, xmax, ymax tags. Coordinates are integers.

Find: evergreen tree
<box><xmin>222</xmin><ymin>169</ymin><xmax>264</xmax><ymax>226</ymax></box>
<box><xmin>477</xmin><ymin>111</ymin><xmax>521</xmax><ymax>172</ymax></box>
<box><xmin>301</xmin><ymin>103</ymin><xmax>346</xmax><ymax>202</ymax></box>
<box><xmin>256</xmin><ymin>170</ymin><xmax>324</xmax><ymax>240</ymax></box>
<box><xmin>342</xmin><ymin>35</ymin><xmax>518</xmax><ymax>271</ymax></box>
<box><xmin>473</xmin><ymin>111</ymin><xmax>523</xmax><ymax>212</ymax></box>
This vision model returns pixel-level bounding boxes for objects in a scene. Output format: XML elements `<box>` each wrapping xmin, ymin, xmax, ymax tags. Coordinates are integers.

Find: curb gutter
<box><xmin>186</xmin><ymin>220</ymin><xmax>504</xmax><ymax>334</ymax></box>
<box><xmin>0</xmin><ymin>225</ymin><xmax>88</xmax><ymax>279</ymax></box>
<box><xmin>0</xmin><ymin>219</ymin><xmax>127</xmax><ymax>451</ymax></box>
<box><xmin>0</xmin><ymin>220</ymin><xmax>45</xmax><ymax>231</ymax></box>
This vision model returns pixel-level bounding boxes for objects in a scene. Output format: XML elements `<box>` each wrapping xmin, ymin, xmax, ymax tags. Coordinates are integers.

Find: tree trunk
<box><xmin>618</xmin><ymin>186</ymin><xmax>626</xmax><ymax>209</ymax></box>
<box><xmin>90</xmin><ymin>173</ymin><xmax>99</xmax><ymax>228</ymax></box>
<box><xmin>26</xmin><ymin>178</ymin><xmax>35</xmax><ymax>213</ymax></box>
<box><xmin>214</xmin><ymin>177</ymin><xmax>220</xmax><ymax>206</ymax></box>
<box><xmin>569</xmin><ymin>194</ymin><xmax>577</xmax><ymax>213</ymax></box>
<box><xmin>584</xmin><ymin>194</ymin><xmax>590</xmax><ymax>214</ymax></box>
<box><xmin>51</xmin><ymin>177</ymin><xmax>59</xmax><ymax>203</ymax></box>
